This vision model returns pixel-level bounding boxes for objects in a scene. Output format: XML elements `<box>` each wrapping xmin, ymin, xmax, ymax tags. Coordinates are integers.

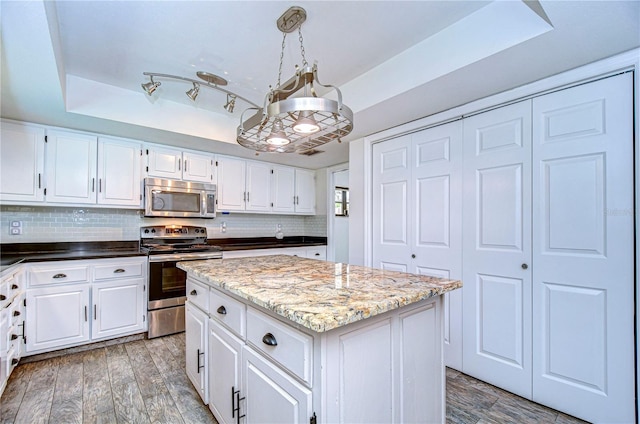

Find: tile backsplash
<box><xmin>0</xmin><ymin>206</ymin><xmax>326</xmax><ymax>243</ymax></box>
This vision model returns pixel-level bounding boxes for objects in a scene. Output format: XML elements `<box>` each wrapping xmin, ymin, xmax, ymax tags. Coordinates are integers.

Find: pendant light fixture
<box><xmin>237</xmin><ymin>6</ymin><xmax>353</xmax><ymax>153</ymax></box>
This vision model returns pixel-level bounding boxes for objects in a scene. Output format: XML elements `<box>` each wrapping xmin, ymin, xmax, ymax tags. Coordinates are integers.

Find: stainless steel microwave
<box><xmin>144</xmin><ymin>178</ymin><xmax>216</xmax><ymax>218</ymax></box>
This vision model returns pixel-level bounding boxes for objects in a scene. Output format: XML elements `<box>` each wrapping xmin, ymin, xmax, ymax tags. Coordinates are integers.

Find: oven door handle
<box><xmin>148</xmin><ymin>253</ymin><xmax>223</xmax><ymax>263</ymax></box>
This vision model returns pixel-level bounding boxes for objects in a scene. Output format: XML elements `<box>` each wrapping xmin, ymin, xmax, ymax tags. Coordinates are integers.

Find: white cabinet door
<box><xmin>97</xmin><ymin>137</ymin><xmax>141</xmax><ymax>207</ymax></box>
<box><xmin>271</xmin><ymin>166</ymin><xmax>295</xmax><ymax>213</ymax></box>
<box><xmin>25</xmin><ymin>284</ymin><xmax>91</xmax><ymax>352</ymax></box>
<box><xmin>246</xmin><ymin>161</ymin><xmax>272</xmax><ymax>213</ymax></box>
<box><xmin>242</xmin><ymin>345</ymin><xmax>312</xmax><ymax>424</ymax></box>
<box><xmin>294</xmin><ymin>169</ymin><xmax>315</xmax><ymax>214</ymax></box>
<box><xmin>531</xmin><ymin>73</ymin><xmax>635</xmax><ymax>423</ymax></box>
<box><xmin>217</xmin><ymin>156</ymin><xmax>246</xmax><ymax>211</ymax></box>
<box><xmin>462</xmin><ymin>100</ymin><xmax>533</xmax><ymax>399</ymax></box>
<box><xmin>0</xmin><ymin>121</ymin><xmax>45</xmax><ymax>202</ymax></box>
<box><xmin>186</xmin><ymin>302</ymin><xmax>208</xmax><ymax>403</ymax></box>
<box><xmin>45</xmin><ymin>130</ymin><xmax>97</xmax><ymax>204</ymax></box>
<box><xmin>92</xmin><ymin>278</ymin><xmax>145</xmax><ymax>341</ymax></box>
<box><xmin>183</xmin><ymin>151</ymin><xmax>214</xmax><ymax>183</ymax></box>
<box><xmin>147</xmin><ymin>146</ymin><xmax>182</xmax><ymax>180</ymax></box>
<box><xmin>208</xmin><ymin>319</ymin><xmax>243</xmax><ymax>424</ymax></box>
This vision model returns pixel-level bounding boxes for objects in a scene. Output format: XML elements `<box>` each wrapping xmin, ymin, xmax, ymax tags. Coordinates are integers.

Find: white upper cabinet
<box><xmin>146</xmin><ymin>144</ymin><xmax>214</xmax><ymax>183</ymax></box>
<box><xmin>217</xmin><ymin>157</ymin><xmax>271</xmax><ymax>213</ymax></box>
<box><xmin>217</xmin><ymin>156</ymin><xmax>247</xmax><ymax>211</ymax></box>
<box><xmin>246</xmin><ymin>161</ymin><xmax>272</xmax><ymax>213</ymax></box>
<box><xmin>44</xmin><ymin>130</ymin><xmax>142</xmax><ymax>207</ymax></box>
<box><xmin>217</xmin><ymin>157</ymin><xmax>315</xmax><ymax>215</ymax></box>
<box><xmin>0</xmin><ymin>121</ymin><xmax>45</xmax><ymax>202</ymax></box>
<box><xmin>294</xmin><ymin>168</ymin><xmax>316</xmax><ymax>214</ymax></box>
<box><xmin>45</xmin><ymin>130</ymin><xmax>98</xmax><ymax>204</ymax></box>
<box><xmin>97</xmin><ymin>137</ymin><xmax>142</xmax><ymax>207</ymax></box>
<box><xmin>271</xmin><ymin>166</ymin><xmax>295</xmax><ymax>213</ymax></box>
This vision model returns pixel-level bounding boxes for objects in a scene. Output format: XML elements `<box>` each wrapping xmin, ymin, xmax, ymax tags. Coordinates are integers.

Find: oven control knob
<box><xmin>144</xmin><ymin>229</ymin><xmax>149</xmax><ymax>234</ymax></box>
<box><xmin>151</xmin><ymin>229</ymin><xmax>156</xmax><ymax>233</ymax></box>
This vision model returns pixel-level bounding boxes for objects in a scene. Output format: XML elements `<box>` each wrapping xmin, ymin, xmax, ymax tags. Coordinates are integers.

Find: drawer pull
<box><xmin>113</xmin><ymin>268</ymin><xmax>126</xmax><ymax>273</ymax></box>
<box><xmin>262</xmin><ymin>332</ymin><xmax>278</xmax><ymax>346</ymax></box>
<box><xmin>216</xmin><ymin>305</ymin><xmax>227</xmax><ymax>315</ymax></box>
<box><xmin>10</xmin><ymin>334</ymin><xmax>18</xmax><ymax>340</ymax></box>
<box><xmin>190</xmin><ymin>289</ymin><xmax>197</xmax><ymax>296</ymax></box>
<box><xmin>53</xmin><ymin>273</ymin><xmax>67</xmax><ymax>279</ymax></box>
<box><xmin>10</xmin><ymin>284</ymin><xmax>18</xmax><ymax>290</ymax></box>
<box><xmin>314</xmin><ymin>253</ymin><xmax>320</xmax><ymax>256</ymax></box>
<box><xmin>13</xmin><ymin>310</ymin><xmax>20</xmax><ymax>317</ymax></box>
<box><xmin>0</xmin><ymin>295</ymin><xmax>6</xmax><ymax>301</ymax></box>
<box><xmin>11</xmin><ymin>358</ymin><xmax>18</xmax><ymax>366</ymax></box>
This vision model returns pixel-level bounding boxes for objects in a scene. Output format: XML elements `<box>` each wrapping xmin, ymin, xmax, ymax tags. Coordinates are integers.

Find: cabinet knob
<box><xmin>411</xmin><ymin>254</ymin><xmax>416</xmax><ymax>259</ymax></box>
<box><xmin>53</xmin><ymin>273</ymin><xmax>67</xmax><ymax>279</ymax></box>
<box><xmin>217</xmin><ymin>305</ymin><xmax>227</xmax><ymax>315</ymax></box>
<box><xmin>521</xmin><ymin>263</ymin><xmax>528</xmax><ymax>270</ymax></box>
<box><xmin>190</xmin><ymin>289</ymin><xmax>197</xmax><ymax>296</ymax></box>
<box><xmin>113</xmin><ymin>268</ymin><xmax>126</xmax><ymax>273</ymax></box>
<box><xmin>10</xmin><ymin>284</ymin><xmax>18</xmax><ymax>290</ymax></box>
<box><xmin>11</xmin><ymin>358</ymin><xmax>18</xmax><ymax>366</ymax></box>
<box><xmin>13</xmin><ymin>310</ymin><xmax>20</xmax><ymax>317</ymax></box>
<box><xmin>0</xmin><ymin>295</ymin><xmax>6</xmax><ymax>301</ymax></box>
<box><xmin>262</xmin><ymin>332</ymin><xmax>278</xmax><ymax>346</ymax></box>
<box><xmin>10</xmin><ymin>334</ymin><xmax>18</xmax><ymax>340</ymax></box>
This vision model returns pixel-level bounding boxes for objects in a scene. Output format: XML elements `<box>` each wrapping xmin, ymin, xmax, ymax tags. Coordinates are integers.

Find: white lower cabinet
<box><xmin>186</xmin><ymin>277</ymin><xmax>444</xmax><ymax>424</ymax></box>
<box><xmin>26</xmin><ymin>284</ymin><xmax>91</xmax><ymax>352</ymax></box>
<box><xmin>186</xmin><ymin>302</ymin><xmax>208</xmax><ymax>403</ymax></box>
<box><xmin>242</xmin><ymin>345</ymin><xmax>312</xmax><ymax>424</ymax></box>
<box><xmin>92</xmin><ymin>278</ymin><xmax>145</xmax><ymax>341</ymax></box>
<box><xmin>25</xmin><ymin>257</ymin><xmax>147</xmax><ymax>355</ymax></box>
<box><xmin>208</xmin><ymin>318</ymin><xmax>243</xmax><ymax>424</ymax></box>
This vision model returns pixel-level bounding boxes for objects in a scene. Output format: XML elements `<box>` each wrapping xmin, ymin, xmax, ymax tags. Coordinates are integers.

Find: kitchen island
<box><xmin>178</xmin><ymin>255</ymin><xmax>461</xmax><ymax>424</ymax></box>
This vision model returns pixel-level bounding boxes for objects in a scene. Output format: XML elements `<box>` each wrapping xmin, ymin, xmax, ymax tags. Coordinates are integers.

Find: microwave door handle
<box><xmin>202</xmin><ymin>191</ymin><xmax>207</xmax><ymax>216</ymax></box>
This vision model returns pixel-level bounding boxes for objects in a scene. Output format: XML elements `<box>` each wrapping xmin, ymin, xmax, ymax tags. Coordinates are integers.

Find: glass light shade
<box><xmin>292</xmin><ymin>110</ymin><xmax>320</xmax><ymax>134</ymax></box>
<box><xmin>266</xmin><ymin>119</ymin><xmax>290</xmax><ymax>145</ymax></box>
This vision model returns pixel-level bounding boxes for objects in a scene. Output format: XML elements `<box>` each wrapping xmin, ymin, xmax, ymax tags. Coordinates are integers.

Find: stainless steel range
<box><xmin>141</xmin><ymin>225</ymin><xmax>222</xmax><ymax>338</ymax></box>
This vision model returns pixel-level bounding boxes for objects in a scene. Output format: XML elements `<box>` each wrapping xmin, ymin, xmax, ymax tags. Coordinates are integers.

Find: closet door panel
<box><xmin>532</xmin><ymin>73</ymin><xmax>634</xmax><ymax>423</ymax></box>
<box><xmin>462</xmin><ymin>100</ymin><xmax>532</xmax><ymax>399</ymax></box>
<box><xmin>372</xmin><ymin>135</ymin><xmax>412</xmax><ymax>271</ymax></box>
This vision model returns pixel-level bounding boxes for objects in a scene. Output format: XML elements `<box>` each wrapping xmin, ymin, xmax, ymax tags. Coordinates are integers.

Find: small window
<box><xmin>335</xmin><ymin>187</ymin><xmax>349</xmax><ymax>216</ymax></box>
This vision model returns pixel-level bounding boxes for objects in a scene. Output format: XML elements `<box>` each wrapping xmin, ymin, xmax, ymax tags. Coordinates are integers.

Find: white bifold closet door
<box><xmin>531</xmin><ymin>73</ymin><xmax>634</xmax><ymax>423</ymax></box>
<box><xmin>372</xmin><ymin>121</ymin><xmax>463</xmax><ymax>370</ymax></box>
<box><xmin>462</xmin><ymin>100</ymin><xmax>533</xmax><ymax>398</ymax></box>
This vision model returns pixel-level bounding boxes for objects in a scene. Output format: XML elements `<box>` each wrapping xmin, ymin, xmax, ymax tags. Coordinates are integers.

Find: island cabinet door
<box><xmin>185</xmin><ymin>302</ymin><xmax>208</xmax><ymax>403</ymax></box>
<box><xmin>208</xmin><ymin>319</ymin><xmax>243</xmax><ymax>424</ymax></box>
<box><xmin>242</xmin><ymin>345</ymin><xmax>312</xmax><ymax>424</ymax></box>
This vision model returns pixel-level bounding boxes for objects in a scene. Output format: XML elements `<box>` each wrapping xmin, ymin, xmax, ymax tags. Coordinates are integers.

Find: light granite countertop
<box><xmin>177</xmin><ymin>255</ymin><xmax>462</xmax><ymax>333</ymax></box>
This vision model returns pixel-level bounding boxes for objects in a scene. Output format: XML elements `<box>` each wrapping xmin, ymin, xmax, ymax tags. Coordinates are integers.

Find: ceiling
<box><xmin>2</xmin><ymin>1</ymin><xmax>639</xmax><ymax>169</ymax></box>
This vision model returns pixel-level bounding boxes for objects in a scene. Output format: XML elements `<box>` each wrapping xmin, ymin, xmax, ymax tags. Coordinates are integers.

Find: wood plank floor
<box><xmin>1</xmin><ymin>334</ymin><xmax>589</xmax><ymax>424</ymax></box>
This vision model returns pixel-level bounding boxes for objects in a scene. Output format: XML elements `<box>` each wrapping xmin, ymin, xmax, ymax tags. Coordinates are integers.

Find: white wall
<box><xmin>334</xmin><ymin>169</ymin><xmax>349</xmax><ymax>263</ymax></box>
<box><xmin>348</xmin><ymin>139</ymin><xmax>366</xmax><ymax>266</ymax></box>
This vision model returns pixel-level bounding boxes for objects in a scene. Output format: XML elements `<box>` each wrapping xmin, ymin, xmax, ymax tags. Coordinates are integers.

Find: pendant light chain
<box><xmin>298</xmin><ymin>27</ymin><xmax>308</xmax><ymax>67</ymax></box>
<box><xmin>276</xmin><ymin>31</ymin><xmax>287</xmax><ymax>88</ymax></box>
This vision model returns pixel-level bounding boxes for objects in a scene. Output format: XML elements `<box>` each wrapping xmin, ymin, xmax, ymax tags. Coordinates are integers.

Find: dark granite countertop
<box><xmin>0</xmin><ymin>237</ymin><xmax>327</xmax><ymax>269</ymax></box>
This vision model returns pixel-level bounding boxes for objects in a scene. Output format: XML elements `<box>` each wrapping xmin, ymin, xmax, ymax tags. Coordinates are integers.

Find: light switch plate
<box><xmin>10</xmin><ymin>220</ymin><xmax>21</xmax><ymax>227</ymax></box>
<box><xmin>10</xmin><ymin>227</ymin><xmax>22</xmax><ymax>235</ymax></box>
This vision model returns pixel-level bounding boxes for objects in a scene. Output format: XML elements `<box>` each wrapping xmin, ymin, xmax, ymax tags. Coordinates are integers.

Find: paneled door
<box><xmin>462</xmin><ymin>100</ymin><xmax>533</xmax><ymax>398</ymax></box>
<box><xmin>531</xmin><ymin>73</ymin><xmax>634</xmax><ymax>423</ymax></box>
<box><xmin>372</xmin><ymin>134</ymin><xmax>412</xmax><ymax>272</ymax></box>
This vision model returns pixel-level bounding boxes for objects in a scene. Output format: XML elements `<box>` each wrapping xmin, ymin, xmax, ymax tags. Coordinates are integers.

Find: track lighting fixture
<box><xmin>185</xmin><ymin>83</ymin><xmax>200</xmax><ymax>101</ymax></box>
<box><xmin>140</xmin><ymin>72</ymin><xmax>259</xmax><ymax>111</ymax></box>
<box><xmin>223</xmin><ymin>94</ymin><xmax>236</xmax><ymax>113</ymax></box>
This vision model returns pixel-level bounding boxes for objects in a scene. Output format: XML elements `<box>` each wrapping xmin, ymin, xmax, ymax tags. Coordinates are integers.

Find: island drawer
<box><xmin>246</xmin><ymin>307</ymin><xmax>312</xmax><ymax>385</ymax></box>
<box><xmin>94</xmin><ymin>259</ymin><xmax>144</xmax><ymax>281</ymax></box>
<box><xmin>209</xmin><ymin>288</ymin><xmax>245</xmax><ymax>337</ymax></box>
<box><xmin>29</xmin><ymin>264</ymin><xmax>90</xmax><ymax>287</ymax></box>
<box><xmin>186</xmin><ymin>278</ymin><xmax>209</xmax><ymax>313</ymax></box>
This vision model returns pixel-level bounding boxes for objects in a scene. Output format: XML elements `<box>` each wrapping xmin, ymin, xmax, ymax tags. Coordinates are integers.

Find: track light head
<box><xmin>186</xmin><ymin>83</ymin><xmax>200</xmax><ymax>101</ymax></box>
<box><xmin>224</xmin><ymin>94</ymin><xmax>237</xmax><ymax>113</ymax></box>
<box><xmin>141</xmin><ymin>77</ymin><xmax>161</xmax><ymax>95</ymax></box>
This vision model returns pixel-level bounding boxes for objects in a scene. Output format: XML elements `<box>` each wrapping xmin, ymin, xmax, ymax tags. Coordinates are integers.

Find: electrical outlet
<box><xmin>220</xmin><ymin>221</ymin><xmax>227</xmax><ymax>233</ymax></box>
<box><xmin>9</xmin><ymin>220</ymin><xmax>22</xmax><ymax>235</ymax></box>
